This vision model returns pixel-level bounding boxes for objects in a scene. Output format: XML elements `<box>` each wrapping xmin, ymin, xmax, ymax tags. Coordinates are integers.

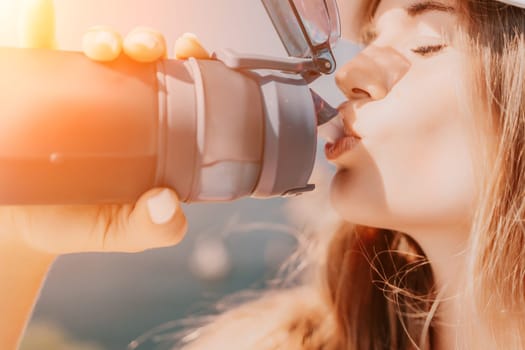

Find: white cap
<box><xmin>339</xmin><ymin>0</ymin><xmax>525</xmax><ymax>43</ymax></box>
<box><xmin>498</xmin><ymin>0</ymin><xmax>525</xmax><ymax>7</ymax></box>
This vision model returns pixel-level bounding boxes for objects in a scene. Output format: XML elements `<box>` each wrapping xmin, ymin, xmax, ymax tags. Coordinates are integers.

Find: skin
<box><xmin>333</xmin><ymin>0</ymin><xmax>486</xmax><ymax>347</ymax></box>
<box><xmin>332</xmin><ymin>0</ymin><xmax>475</xmax><ymax>235</ymax></box>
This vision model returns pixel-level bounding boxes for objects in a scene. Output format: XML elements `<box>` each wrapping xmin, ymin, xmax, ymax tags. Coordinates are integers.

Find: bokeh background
<box><xmin>0</xmin><ymin>0</ymin><xmax>358</xmax><ymax>348</ymax></box>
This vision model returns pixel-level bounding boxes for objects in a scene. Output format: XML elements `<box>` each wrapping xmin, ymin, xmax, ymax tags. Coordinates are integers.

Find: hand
<box><xmin>81</xmin><ymin>24</ymin><xmax>210</xmax><ymax>63</ymax></box>
<box><xmin>1</xmin><ymin>0</ymin><xmax>216</xmax><ymax>255</ymax></box>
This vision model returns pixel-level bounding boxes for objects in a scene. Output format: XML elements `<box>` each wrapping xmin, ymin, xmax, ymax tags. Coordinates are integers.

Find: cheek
<box><xmin>332</xmin><ymin>57</ymin><xmax>477</xmax><ymax>230</ymax></box>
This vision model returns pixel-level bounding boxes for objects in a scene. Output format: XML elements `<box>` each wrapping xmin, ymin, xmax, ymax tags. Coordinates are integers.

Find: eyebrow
<box><xmin>360</xmin><ymin>1</ymin><xmax>455</xmax><ymax>44</ymax></box>
<box><xmin>406</xmin><ymin>1</ymin><xmax>456</xmax><ymax>16</ymax></box>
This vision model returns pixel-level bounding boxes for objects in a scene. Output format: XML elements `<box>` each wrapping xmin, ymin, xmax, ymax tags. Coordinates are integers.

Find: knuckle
<box><xmin>92</xmin><ymin>204</ymin><xmax>128</xmax><ymax>250</ymax></box>
<box><xmin>92</xmin><ymin>205</ymin><xmax>116</xmax><ymax>248</ymax></box>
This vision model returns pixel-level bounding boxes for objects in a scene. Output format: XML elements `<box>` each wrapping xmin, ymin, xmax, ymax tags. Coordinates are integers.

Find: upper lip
<box><xmin>337</xmin><ymin>103</ymin><xmax>362</xmax><ymax>139</ymax></box>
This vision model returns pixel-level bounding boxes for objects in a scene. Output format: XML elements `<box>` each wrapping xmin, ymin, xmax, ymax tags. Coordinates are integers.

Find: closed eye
<box><xmin>411</xmin><ymin>44</ymin><xmax>447</xmax><ymax>56</ymax></box>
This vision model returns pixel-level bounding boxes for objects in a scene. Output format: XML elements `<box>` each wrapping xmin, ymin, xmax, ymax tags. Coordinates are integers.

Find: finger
<box><xmin>18</xmin><ymin>0</ymin><xmax>57</xmax><ymax>49</ymax></box>
<box><xmin>102</xmin><ymin>188</ymin><xmax>188</xmax><ymax>252</ymax></box>
<box><xmin>82</xmin><ymin>25</ymin><xmax>123</xmax><ymax>62</ymax></box>
<box><xmin>12</xmin><ymin>188</ymin><xmax>187</xmax><ymax>254</ymax></box>
<box><xmin>123</xmin><ymin>27</ymin><xmax>167</xmax><ymax>63</ymax></box>
<box><xmin>174</xmin><ymin>32</ymin><xmax>210</xmax><ymax>60</ymax></box>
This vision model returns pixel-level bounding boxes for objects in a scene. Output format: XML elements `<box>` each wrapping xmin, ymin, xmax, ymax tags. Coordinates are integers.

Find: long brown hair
<box><xmin>325</xmin><ymin>1</ymin><xmax>525</xmax><ymax>348</ymax></box>
<box><xmin>459</xmin><ymin>1</ymin><xmax>525</xmax><ymax>347</ymax></box>
<box><xmin>325</xmin><ymin>224</ymin><xmax>436</xmax><ymax>349</ymax></box>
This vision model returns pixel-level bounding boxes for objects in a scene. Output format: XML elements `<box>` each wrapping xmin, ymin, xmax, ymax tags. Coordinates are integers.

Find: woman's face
<box><xmin>330</xmin><ymin>0</ymin><xmax>477</xmax><ymax>234</ymax></box>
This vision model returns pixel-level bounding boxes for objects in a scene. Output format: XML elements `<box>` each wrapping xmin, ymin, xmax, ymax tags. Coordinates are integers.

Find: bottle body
<box><xmin>0</xmin><ymin>48</ymin><xmax>162</xmax><ymax>204</ymax></box>
<box><xmin>0</xmin><ymin>47</ymin><xmax>317</xmax><ymax>205</ymax></box>
<box><xmin>0</xmin><ymin>47</ymin><xmax>265</xmax><ymax>204</ymax></box>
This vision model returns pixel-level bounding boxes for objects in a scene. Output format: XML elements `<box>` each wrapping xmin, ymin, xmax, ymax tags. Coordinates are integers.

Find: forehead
<box><xmin>376</xmin><ymin>0</ymin><xmax>456</xmax><ymax>12</ymax></box>
<box><xmin>375</xmin><ymin>0</ymin><xmax>456</xmax><ymax>18</ymax></box>
<box><xmin>337</xmin><ymin>0</ymin><xmax>374</xmax><ymax>41</ymax></box>
<box><xmin>338</xmin><ymin>0</ymin><xmax>458</xmax><ymax>42</ymax></box>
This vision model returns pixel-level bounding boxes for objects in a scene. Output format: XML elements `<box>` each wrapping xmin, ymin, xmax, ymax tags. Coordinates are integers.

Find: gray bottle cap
<box><xmin>250</xmin><ymin>71</ymin><xmax>317</xmax><ymax>198</ymax></box>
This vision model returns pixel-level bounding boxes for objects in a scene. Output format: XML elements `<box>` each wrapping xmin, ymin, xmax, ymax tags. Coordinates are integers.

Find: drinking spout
<box><xmin>310</xmin><ymin>89</ymin><xmax>339</xmax><ymax>126</ymax></box>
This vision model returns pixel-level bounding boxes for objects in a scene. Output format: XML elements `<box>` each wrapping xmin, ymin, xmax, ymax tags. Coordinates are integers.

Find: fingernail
<box><xmin>82</xmin><ymin>29</ymin><xmax>121</xmax><ymax>61</ymax></box>
<box><xmin>147</xmin><ymin>189</ymin><xmax>177</xmax><ymax>225</ymax></box>
<box><xmin>123</xmin><ymin>30</ymin><xmax>166</xmax><ymax>62</ymax></box>
<box><xmin>182</xmin><ymin>32</ymin><xmax>199</xmax><ymax>41</ymax></box>
<box><xmin>95</xmin><ymin>31</ymin><xmax>121</xmax><ymax>51</ymax></box>
<box><xmin>127</xmin><ymin>32</ymin><xmax>160</xmax><ymax>50</ymax></box>
<box><xmin>174</xmin><ymin>33</ymin><xmax>210</xmax><ymax>60</ymax></box>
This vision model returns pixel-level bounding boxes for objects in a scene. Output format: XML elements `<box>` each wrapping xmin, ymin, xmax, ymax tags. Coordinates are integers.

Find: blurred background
<box><xmin>0</xmin><ymin>0</ymin><xmax>358</xmax><ymax>348</ymax></box>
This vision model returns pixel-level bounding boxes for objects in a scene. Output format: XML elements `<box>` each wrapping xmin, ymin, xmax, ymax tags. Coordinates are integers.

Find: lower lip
<box><xmin>324</xmin><ymin>136</ymin><xmax>361</xmax><ymax>160</ymax></box>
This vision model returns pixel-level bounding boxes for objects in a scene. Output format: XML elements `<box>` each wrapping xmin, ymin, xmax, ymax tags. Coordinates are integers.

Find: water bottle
<box><xmin>0</xmin><ymin>0</ymin><xmax>341</xmax><ymax>204</ymax></box>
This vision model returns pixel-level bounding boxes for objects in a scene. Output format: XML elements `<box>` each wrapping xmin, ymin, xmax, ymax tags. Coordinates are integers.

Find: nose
<box><xmin>335</xmin><ymin>45</ymin><xmax>410</xmax><ymax>101</ymax></box>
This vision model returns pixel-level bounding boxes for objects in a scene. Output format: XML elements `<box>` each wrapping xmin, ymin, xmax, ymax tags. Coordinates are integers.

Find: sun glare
<box><xmin>0</xmin><ymin>0</ymin><xmax>19</xmax><ymax>46</ymax></box>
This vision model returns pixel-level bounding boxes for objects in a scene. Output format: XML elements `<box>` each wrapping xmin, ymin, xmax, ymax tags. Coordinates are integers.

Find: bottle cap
<box><xmin>262</xmin><ymin>0</ymin><xmax>341</xmax><ymax>74</ymax></box>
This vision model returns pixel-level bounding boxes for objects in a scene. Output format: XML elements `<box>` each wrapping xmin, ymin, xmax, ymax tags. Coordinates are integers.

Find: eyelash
<box><xmin>411</xmin><ymin>44</ymin><xmax>447</xmax><ymax>56</ymax></box>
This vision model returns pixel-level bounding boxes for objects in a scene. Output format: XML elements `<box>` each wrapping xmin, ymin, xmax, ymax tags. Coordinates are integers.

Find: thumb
<box><xmin>28</xmin><ymin>188</ymin><xmax>189</xmax><ymax>254</ymax></box>
<box><xmin>18</xmin><ymin>0</ymin><xmax>57</xmax><ymax>49</ymax></box>
<box><xmin>104</xmin><ymin>188</ymin><xmax>188</xmax><ymax>253</ymax></box>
